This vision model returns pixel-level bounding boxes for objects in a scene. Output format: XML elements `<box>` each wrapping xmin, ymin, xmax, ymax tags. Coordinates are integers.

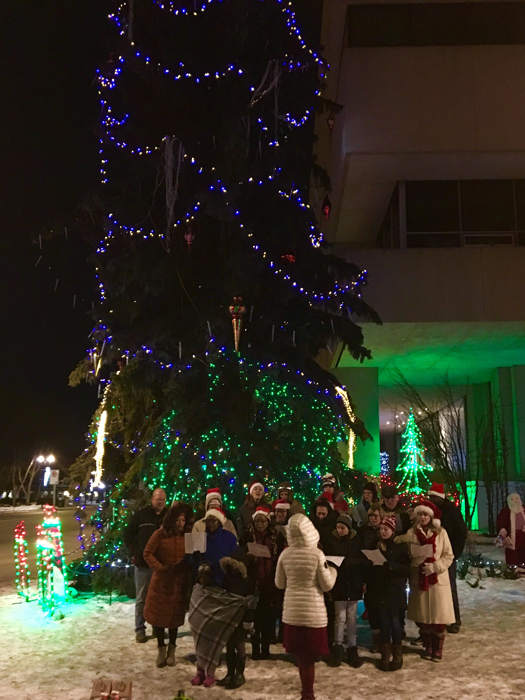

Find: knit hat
<box><xmin>252</xmin><ymin>505</ymin><xmax>271</xmax><ymax>520</ymax></box>
<box><xmin>363</xmin><ymin>481</ymin><xmax>378</xmax><ymax>498</ymax></box>
<box><xmin>381</xmin><ymin>515</ymin><xmax>397</xmax><ymax>533</ymax></box>
<box><xmin>322</xmin><ymin>472</ymin><xmax>337</xmax><ymax>488</ymax></box>
<box><xmin>205</xmin><ymin>487</ymin><xmax>222</xmax><ymax>509</ymax></box>
<box><xmin>427</xmin><ymin>483</ymin><xmax>445</xmax><ymax>499</ymax></box>
<box><xmin>336</xmin><ymin>513</ymin><xmax>353</xmax><ymax>532</ymax></box>
<box><xmin>277</xmin><ymin>481</ymin><xmax>293</xmax><ymax>495</ymax></box>
<box><xmin>204</xmin><ymin>507</ymin><xmax>226</xmax><ymax>525</ymax></box>
<box><xmin>381</xmin><ymin>484</ymin><xmax>398</xmax><ymax>499</ymax></box>
<box><xmin>249</xmin><ymin>479</ymin><xmax>264</xmax><ymax>496</ymax></box>
<box><xmin>414</xmin><ymin>499</ymin><xmax>442</xmax><ymax>525</ymax></box>
<box><xmin>273</xmin><ymin>499</ymin><xmax>291</xmax><ymax>511</ymax></box>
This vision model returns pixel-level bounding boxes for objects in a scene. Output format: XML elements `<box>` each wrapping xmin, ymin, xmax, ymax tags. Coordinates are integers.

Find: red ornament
<box><xmin>322</xmin><ymin>195</ymin><xmax>332</xmax><ymax>221</ymax></box>
<box><xmin>184</xmin><ymin>226</ymin><xmax>195</xmax><ymax>251</ymax></box>
<box><xmin>229</xmin><ymin>297</ymin><xmax>247</xmax><ymax>353</ymax></box>
<box><xmin>281</xmin><ymin>249</ymin><xmax>296</xmax><ymax>265</ymax></box>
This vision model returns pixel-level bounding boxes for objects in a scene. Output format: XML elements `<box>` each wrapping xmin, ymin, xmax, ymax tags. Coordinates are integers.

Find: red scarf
<box><xmin>415</xmin><ymin>527</ymin><xmax>438</xmax><ymax>591</ymax></box>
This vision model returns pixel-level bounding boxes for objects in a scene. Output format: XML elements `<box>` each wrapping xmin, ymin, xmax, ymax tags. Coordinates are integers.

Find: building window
<box><xmin>347</xmin><ymin>2</ymin><xmax>525</xmax><ymax>48</ymax></box>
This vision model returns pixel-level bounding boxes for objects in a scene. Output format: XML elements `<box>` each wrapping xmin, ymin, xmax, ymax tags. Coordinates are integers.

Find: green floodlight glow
<box><xmin>397</xmin><ymin>409</ymin><xmax>433</xmax><ymax>495</ymax></box>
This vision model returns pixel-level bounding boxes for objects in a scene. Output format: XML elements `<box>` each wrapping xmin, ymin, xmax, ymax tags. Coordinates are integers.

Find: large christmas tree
<box><xmin>68</xmin><ymin>0</ymin><xmax>379</xmax><ymax>572</ymax></box>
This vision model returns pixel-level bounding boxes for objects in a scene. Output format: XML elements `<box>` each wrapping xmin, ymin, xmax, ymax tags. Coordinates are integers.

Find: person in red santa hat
<box><xmin>243</xmin><ymin>505</ymin><xmax>286</xmax><ymax>659</ymax></box>
<box><xmin>497</xmin><ymin>492</ymin><xmax>525</xmax><ymax>568</ymax></box>
<box><xmin>236</xmin><ymin>478</ymin><xmax>269</xmax><ymax>544</ymax></box>
<box><xmin>399</xmin><ymin>499</ymin><xmax>455</xmax><ymax>662</ymax></box>
<box><xmin>193</xmin><ymin>488</ymin><xmax>238</xmax><ymax>539</ymax></box>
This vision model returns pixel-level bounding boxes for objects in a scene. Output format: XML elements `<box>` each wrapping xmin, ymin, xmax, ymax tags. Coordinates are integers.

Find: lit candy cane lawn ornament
<box><xmin>14</xmin><ymin>521</ymin><xmax>31</xmax><ymax>600</ymax></box>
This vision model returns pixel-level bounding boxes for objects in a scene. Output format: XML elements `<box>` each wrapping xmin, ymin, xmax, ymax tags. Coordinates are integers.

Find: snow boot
<box><xmin>217</xmin><ymin>651</ymin><xmax>236</xmax><ymax>687</ymax></box>
<box><xmin>165</xmin><ymin>644</ymin><xmax>176</xmax><ymax>667</ymax></box>
<box><xmin>156</xmin><ymin>646</ymin><xmax>167</xmax><ymax>668</ymax></box>
<box><xmin>447</xmin><ymin>622</ymin><xmax>461</xmax><ymax>634</ymax></box>
<box><xmin>228</xmin><ymin>658</ymin><xmax>246</xmax><ymax>689</ymax></box>
<box><xmin>378</xmin><ymin>643</ymin><xmax>391</xmax><ymax>672</ymax></box>
<box><xmin>370</xmin><ymin>630</ymin><xmax>381</xmax><ymax>653</ymax></box>
<box><xmin>420</xmin><ymin>633</ymin><xmax>433</xmax><ymax>660</ymax></box>
<box><xmin>190</xmin><ymin>668</ymin><xmax>205</xmax><ymax>686</ymax></box>
<box><xmin>251</xmin><ymin>641</ymin><xmax>261</xmax><ymax>660</ymax></box>
<box><xmin>347</xmin><ymin>646</ymin><xmax>364</xmax><ymax>669</ymax></box>
<box><xmin>431</xmin><ymin>634</ymin><xmax>445</xmax><ymax>662</ymax></box>
<box><xmin>389</xmin><ymin>643</ymin><xmax>403</xmax><ymax>671</ymax></box>
<box><xmin>135</xmin><ymin>630</ymin><xmax>147</xmax><ymax>643</ymax></box>
<box><xmin>327</xmin><ymin>644</ymin><xmax>344</xmax><ymax>667</ymax></box>
<box><xmin>203</xmin><ymin>674</ymin><xmax>216</xmax><ymax>687</ymax></box>
<box><xmin>260</xmin><ymin>643</ymin><xmax>271</xmax><ymax>660</ymax></box>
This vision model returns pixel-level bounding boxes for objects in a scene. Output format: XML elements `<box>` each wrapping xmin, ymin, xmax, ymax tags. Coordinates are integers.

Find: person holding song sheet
<box><xmin>355</xmin><ymin>503</ymin><xmax>384</xmax><ymax>653</ymax></box>
<box><xmin>189</xmin><ymin>507</ymin><xmax>238</xmax><ymax>586</ymax></box>
<box><xmin>366</xmin><ymin>516</ymin><xmax>410</xmax><ymax>672</ymax></box>
<box><xmin>397</xmin><ymin>499</ymin><xmax>455</xmax><ymax>663</ymax></box>
<box><xmin>323</xmin><ymin>513</ymin><xmax>364</xmax><ymax>669</ymax></box>
<box><xmin>243</xmin><ymin>505</ymin><xmax>286</xmax><ymax>660</ymax></box>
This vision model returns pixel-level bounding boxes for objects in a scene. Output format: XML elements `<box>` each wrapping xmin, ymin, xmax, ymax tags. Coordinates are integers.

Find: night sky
<box><xmin>0</xmin><ymin>1</ymin><xmax>107</xmax><ymax>474</ymax></box>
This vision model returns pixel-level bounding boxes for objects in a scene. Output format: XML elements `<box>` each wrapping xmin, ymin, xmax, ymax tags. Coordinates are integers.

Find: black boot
<box><xmin>347</xmin><ymin>646</ymin><xmax>363</xmax><ymax>668</ymax></box>
<box><xmin>260</xmin><ymin>643</ymin><xmax>271</xmax><ymax>660</ymax></box>
<box><xmin>251</xmin><ymin>641</ymin><xmax>261</xmax><ymax>660</ymax></box>
<box><xmin>327</xmin><ymin>644</ymin><xmax>344</xmax><ymax>668</ymax></box>
<box><xmin>228</xmin><ymin>657</ymin><xmax>246</xmax><ymax>689</ymax></box>
<box><xmin>217</xmin><ymin>650</ymin><xmax>236</xmax><ymax>686</ymax></box>
<box><xmin>389</xmin><ymin>643</ymin><xmax>403</xmax><ymax>671</ymax></box>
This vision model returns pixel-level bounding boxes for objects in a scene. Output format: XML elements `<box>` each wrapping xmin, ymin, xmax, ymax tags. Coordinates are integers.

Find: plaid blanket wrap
<box><xmin>188</xmin><ymin>584</ymin><xmax>258</xmax><ymax>673</ymax></box>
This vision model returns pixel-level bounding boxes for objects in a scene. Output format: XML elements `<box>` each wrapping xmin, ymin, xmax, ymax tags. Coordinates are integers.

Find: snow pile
<box><xmin>0</xmin><ymin>504</ymin><xmax>42</xmax><ymax>513</ymax></box>
<box><xmin>0</xmin><ymin>578</ymin><xmax>524</xmax><ymax>700</ymax></box>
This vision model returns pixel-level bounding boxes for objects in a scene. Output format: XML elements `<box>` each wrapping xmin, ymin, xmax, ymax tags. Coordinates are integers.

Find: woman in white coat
<box><xmin>403</xmin><ymin>499</ymin><xmax>455</xmax><ymax>662</ymax></box>
<box><xmin>275</xmin><ymin>513</ymin><xmax>337</xmax><ymax>700</ymax></box>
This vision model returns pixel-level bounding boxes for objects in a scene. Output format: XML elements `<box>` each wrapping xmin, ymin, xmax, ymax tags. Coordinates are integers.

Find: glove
<box><xmin>421</xmin><ymin>563</ymin><xmax>434</xmax><ymax>575</ymax></box>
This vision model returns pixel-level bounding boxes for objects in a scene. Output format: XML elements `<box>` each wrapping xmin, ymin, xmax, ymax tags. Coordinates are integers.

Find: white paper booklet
<box><xmin>185</xmin><ymin>531</ymin><xmax>207</xmax><ymax>554</ymax></box>
<box><xmin>362</xmin><ymin>549</ymin><xmax>387</xmax><ymax>566</ymax></box>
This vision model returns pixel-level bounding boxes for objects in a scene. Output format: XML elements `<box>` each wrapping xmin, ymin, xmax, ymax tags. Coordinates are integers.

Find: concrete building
<box><xmin>316</xmin><ymin>0</ymin><xmax>525</xmax><ymax>526</ymax></box>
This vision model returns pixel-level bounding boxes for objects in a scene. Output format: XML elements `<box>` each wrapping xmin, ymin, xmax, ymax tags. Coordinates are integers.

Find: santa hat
<box><xmin>414</xmin><ymin>499</ymin><xmax>442</xmax><ymax>526</ymax></box>
<box><xmin>249</xmin><ymin>479</ymin><xmax>265</xmax><ymax>496</ymax></box>
<box><xmin>273</xmin><ymin>499</ymin><xmax>291</xmax><ymax>511</ymax></box>
<box><xmin>381</xmin><ymin>515</ymin><xmax>397</xmax><ymax>533</ymax></box>
<box><xmin>204</xmin><ymin>508</ymin><xmax>227</xmax><ymax>525</ymax></box>
<box><xmin>252</xmin><ymin>505</ymin><xmax>271</xmax><ymax>520</ymax></box>
<box><xmin>205</xmin><ymin>487</ymin><xmax>222</xmax><ymax>508</ymax></box>
<box><xmin>427</xmin><ymin>483</ymin><xmax>445</xmax><ymax>499</ymax></box>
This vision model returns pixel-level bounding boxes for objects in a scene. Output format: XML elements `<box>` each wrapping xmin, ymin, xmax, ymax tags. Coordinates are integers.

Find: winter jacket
<box><xmin>123</xmin><ymin>505</ymin><xmax>167</xmax><ymax>568</ymax></box>
<box><xmin>143</xmin><ymin>528</ymin><xmax>190</xmax><ymax>628</ymax></box>
<box><xmin>275</xmin><ymin>514</ymin><xmax>337</xmax><ymax>628</ymax></box>
<box><xmin>439</xmin><ymin>498</ymin><xmax>467</xmax><ymax>559</ymax></box>
<box><xmin>365</xmin><ymin>538</ymin><xmax>410</xmax><ymax>611</ymax></box>
<box><xmin>400</xmin><ymin>526</ymin><xmax>455</xmax><ymax>625</ymax></box>
<box><xmin>323</xmin><ymin>530</ymin><xmax>363</xmax><ymax>601</ymax></box>
<box><xmin>322</xmin><ymin>491</ymin><xmax>350</xmax><ymax>513</ymax></box>
<box><xmin>310</xmin><ymin>504</ymin><xmax>339</xmax><ymax>551</ymax></box>
<box><xmin>189</xmin><ymin>525</ymin><xmax>238</xmax><ymax>586</ymax></box>
<box><xmin>379</xmin><ymin>502</ymin><xmax>411</xmax><ymax>534</ymax></box>
<box><xmin>272</xmin><ymin>481</ymin><xmax>305</xmax><ymax>516</ymax></box>
<box><xmin>243</xmin><ymin>523</ymin><xmax>286</xmax><ymax>605</ymax></box>
<box><xmin>193</xmin><ymin>516</ymin><xmax>238</xmax><ymax>539</ymax></box>
<box><xmin>237</xmin><ymin>497</ymin><xmax>270</xmax><ymax>544</ymax></box>
<box><xmin>221</xmin><ymin>556</ymin><xmax>257</xmax><ymax>624</ymax></box>
<box><xmin>355</xmin><ymin>523</ymin><xmax>381</xmax><ymax>552</ymax></box>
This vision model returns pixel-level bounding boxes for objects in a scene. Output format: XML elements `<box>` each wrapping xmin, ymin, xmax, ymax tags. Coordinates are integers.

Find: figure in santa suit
<box><xmin>497</xmin><ymin>493</ymin><xmax>525</xmax><ymax>568</ymax></box>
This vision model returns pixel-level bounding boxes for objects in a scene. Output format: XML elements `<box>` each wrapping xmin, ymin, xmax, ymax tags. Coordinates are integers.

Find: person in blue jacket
<box><xmin>189</xmin><ymin>507</ymin><xmax>238</xmax><ymax>586</ymax></box>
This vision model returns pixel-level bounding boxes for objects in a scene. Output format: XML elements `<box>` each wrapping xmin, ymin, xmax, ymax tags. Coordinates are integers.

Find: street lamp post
<box><xmin>38</xmin><ymin>455</ymin><xmax>57</xmax><ymax>505</ymax></box>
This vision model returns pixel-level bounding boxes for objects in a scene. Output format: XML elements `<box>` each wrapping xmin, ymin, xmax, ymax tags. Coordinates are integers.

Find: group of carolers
<box><xmin>124</xmin><ymin>475</ymin><xmax>467</xmax><ymax>700</ymax></box>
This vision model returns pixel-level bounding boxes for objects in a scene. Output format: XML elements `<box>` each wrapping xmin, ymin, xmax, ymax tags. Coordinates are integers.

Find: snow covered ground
<box><xmin>0</xmin><ymin>504</ymin><xmax>43</xmax><ymax>513</ymax></box>
<box><xmin>1</xmin><ymin>576</ymin><xmax>524</xmax><ymax>700</ymax></box>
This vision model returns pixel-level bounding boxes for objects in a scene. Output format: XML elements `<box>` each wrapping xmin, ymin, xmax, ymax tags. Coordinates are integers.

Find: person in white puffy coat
<box><xmin>275</xmin><ymin>513</ymin><xmax>337</xmax><ymax>700</ymax></box>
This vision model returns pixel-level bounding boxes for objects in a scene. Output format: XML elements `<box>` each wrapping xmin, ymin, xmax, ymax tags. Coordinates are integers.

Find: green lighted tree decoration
<box><xmin>397</xmin><ymin>409</ymin><xmax>433</xmax><ymax>495</ymax></box>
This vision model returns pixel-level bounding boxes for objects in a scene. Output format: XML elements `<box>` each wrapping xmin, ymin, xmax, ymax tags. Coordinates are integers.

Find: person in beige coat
<box><xmin>400</xmin><ymin>499</ymin><xmax>455</xmax><ymax>662</ymax></box>
<box><xmin>275</xmin><ymin>513</ymin><xmax>337</xmax><ymax>700</ymax></box>
<box><xmin>192</xmin><ymin>488</ymin><xmax>238</xmax><ymax>539</ymax></box>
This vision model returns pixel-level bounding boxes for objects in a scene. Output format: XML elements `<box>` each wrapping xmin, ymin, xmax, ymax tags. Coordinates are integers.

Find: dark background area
<box><xmin>0</xmin><ymin>1</ymin><xmax>107</xmax><ymax>474</ymax></box>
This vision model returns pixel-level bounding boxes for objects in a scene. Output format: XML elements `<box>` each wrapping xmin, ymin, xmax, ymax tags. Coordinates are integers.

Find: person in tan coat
<box><xmin>399</xmin><ymin>499</ymin><xmax>455</xmax><ymax>663</ymax></box>
<box><xmin>143</xmin><ymin>502</ymin><xmax>193</xmax><ymax>668</ymax></box>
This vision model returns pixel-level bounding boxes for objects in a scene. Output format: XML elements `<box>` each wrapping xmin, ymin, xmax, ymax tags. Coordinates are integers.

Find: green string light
<box><xmin>397</xmin><ymin>409</ymin><xmax>433</xmax><ymax>495</ymax></box>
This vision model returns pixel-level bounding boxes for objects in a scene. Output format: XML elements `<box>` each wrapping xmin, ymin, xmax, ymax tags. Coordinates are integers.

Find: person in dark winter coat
<box><xmin>355</xmin><ymin>502</ymin><xmax>384</xmax><ymax>652</ymax></box>
<box><xmin>243</xmin><ymin>505</ymin><xmax>286</xmax><ymax>659</ymax></box>
<box><xmin>323</xmin><ymin>513</ymin><xmax>364</xmax><ymax>668</ymax></box>
<box><xmin>380</xmin><ymin>485</ymin><xmax>411</xmax><ymax>534</ymax></box>
<box><xmin>427</xmin><ymin>483</ymin><xmax>467</xmax><ymax>633</ymax></box>
<box><xmin>143</xmin><ymin>502</ymin><xmax>192</xmax><ymax>668</ymax></box>
<box><xmin>123</xmin><ymin>488</ymin><xmax>167</xmax><ymax>642</ymax></box>
<box><xmin>367</xmin><ymin>515</ymin><xmax>411</xmax><ymax>672</ymax></box>
<box><xmin>217</xmin><ymin>556</ymin><xmax>257</xmax><ymax>689</ymax></box>
<box><xmin>320</xmin><ymin>473</ymin><xmax>350</xmax><ymax>513</ymax></box>
<box><xmin>273</xmin><ymin>499</ymin><xmax>291</xmax><ymax>540</ymax></box>
<box><xmin>272</xmin><ymin>481</ymin><xmax>305</xmax><ymax>516</ymax></box>
<box><xmin>237</xmin><ymin>479</ymin><xmax>269</xmax><ymax>544</ymax></box>
<box><xmin>189</xmin><ymin>508</ymin><xmax>238</xmax><ymax>586</ymax></box>
<box><xmin>351</xmin><ymin>481</ymin><xmax>379</xmax><ymax>528</ymax></box>
<box><xmin>310</xmin><ymin>497</ymin><xmax>339</xmax><ymax>551</ymax></box>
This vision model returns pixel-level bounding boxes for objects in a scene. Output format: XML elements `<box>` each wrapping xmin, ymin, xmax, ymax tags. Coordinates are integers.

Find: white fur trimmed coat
<box><xmin>275</xmin><ymin>514</ymin><xmax>337</xmax><ymax>628</ymax></box>
<box><xmin>401</xmin><ymin>526</ymin><xmax>455</xmax><ymax>625</ymax></box>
